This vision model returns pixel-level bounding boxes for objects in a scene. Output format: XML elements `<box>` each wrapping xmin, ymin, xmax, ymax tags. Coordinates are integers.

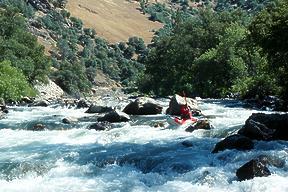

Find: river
<box><xmin>0</xmin><ymin>98</ymin><xmax>287</xmax><ymax>192</ymax></box>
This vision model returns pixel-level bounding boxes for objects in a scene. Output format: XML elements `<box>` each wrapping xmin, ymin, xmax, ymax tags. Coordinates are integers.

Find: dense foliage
<box><xmin>0</xmin><ymin>60</ymin><xmax>36</xmax><ymax>101</ymax></box>
<box><xmin>0</xmin><ymin>5</ymin><xmax>50</xmax><ymax>101</ymax></box>
<box><xmin>138</xmin><ymin>0</ymin><xmax>287</xmax><ymax>107</ymax></box>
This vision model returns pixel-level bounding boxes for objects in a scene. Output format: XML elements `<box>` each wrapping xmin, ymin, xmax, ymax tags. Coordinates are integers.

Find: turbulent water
<box><xmin>0</xmin><ymin>98</ymin><xmax>287</xmax><ymax>192</ymax></box>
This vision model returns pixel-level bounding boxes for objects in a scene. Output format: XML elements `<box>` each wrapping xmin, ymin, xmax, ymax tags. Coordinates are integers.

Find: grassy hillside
<box><xmin>66</xmin><ymin>0</ymin><xmax>163</xmax><ymax>44</ymax></box>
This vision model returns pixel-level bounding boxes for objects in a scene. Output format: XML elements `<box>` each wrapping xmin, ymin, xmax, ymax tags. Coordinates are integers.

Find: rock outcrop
<box><xmin>34</xmin><ymin>79</ymin><xmax>64</xmax><ymax>100</ymax></box>
<box><xmin>123</xmin><ymin>97</ymin><xmax>163</xmax><ymax>115</ymax></box>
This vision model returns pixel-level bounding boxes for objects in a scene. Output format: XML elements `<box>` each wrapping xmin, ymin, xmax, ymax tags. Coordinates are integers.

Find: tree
<box><xmin>0</xmin><ymin>60</ymin><xmax>36</xmax><ymax>101</ymax></box>
<box><xmin>249</xmin><ymin>0</ymin><xmax>288</xmax><ymax>105</ymax></box>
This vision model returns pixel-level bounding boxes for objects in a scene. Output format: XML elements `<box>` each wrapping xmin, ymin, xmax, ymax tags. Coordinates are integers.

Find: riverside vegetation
<box><xmin>0</xmin><ymin>0</ymin><xmax>287</xmax><ymax>110</ymax></box>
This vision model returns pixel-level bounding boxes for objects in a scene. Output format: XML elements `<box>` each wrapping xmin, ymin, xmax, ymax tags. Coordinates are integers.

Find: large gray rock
<box><xmin>212</xmin><ymin>134</ymin><xmax>254</xmax><ymax>153</ymax></box>
<box><xmin>85</xmin><ymin>104</ymin><xmax>113</xmax><ymax>114</ymax></box>
<box><xmin>98</xmin><ymin>110</ymin><xmax>130</xmax><ymax>123</ymax></box>
<box><xmin>236</xmin><ymin>158</ymin><xmax>271</xmax><ymax>181</ymax></box>
<box><xmin>123</xmin><ymin>97</ymin><xmax>163</xmax><ymax>115</ymax></box>
<box><xmin>166</xmin><ymin>94</ymin><xmax>199</xmax><ymax>115</ymax></box>
<box><xmin>238</xmin><ymin>113</ymin><xmax>288</xmax><ymax>141</ymax></box>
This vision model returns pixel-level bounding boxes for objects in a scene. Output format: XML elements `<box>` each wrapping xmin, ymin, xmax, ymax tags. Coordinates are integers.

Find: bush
<box><xmin>0</xmin><ymin>60</ymin><xmax>36</xmax><ymax>101</ymax></box>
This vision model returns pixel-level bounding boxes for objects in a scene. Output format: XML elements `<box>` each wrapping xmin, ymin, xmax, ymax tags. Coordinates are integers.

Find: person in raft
<box><xmin>175</xmin><ymin>104</ymin><xmax>198</xmax><ymax>124</ymax></box>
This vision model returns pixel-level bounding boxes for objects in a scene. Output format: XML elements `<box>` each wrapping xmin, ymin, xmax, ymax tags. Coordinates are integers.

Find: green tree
<box><xmin>249</xmin><ymin>0</ymin><xmax>288</xmax><ymax>105</ymax></box>
<box><xmin>0</xmin><ymin>60</ymin><xmax>36</xmax><ymax>101</ymax></box>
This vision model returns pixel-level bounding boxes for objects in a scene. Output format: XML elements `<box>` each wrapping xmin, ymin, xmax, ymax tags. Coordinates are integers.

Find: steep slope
<box><xmin>66</xmin><ymin>0</ymin><xmax>163</xmax><ymax>44</ymax></box>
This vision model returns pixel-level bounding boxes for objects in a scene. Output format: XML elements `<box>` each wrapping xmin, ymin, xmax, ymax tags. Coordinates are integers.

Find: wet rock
<box><xmin>257</xmin><ymin>155</ymin><xmax>285</xmax><ymax>168</ymax></box>
<box><xmin>238</xmin><ymin>113</ymin><xmax>288</xmax><ymax>141</ymax></box>
<box><xmin>31</xmin><ymin>100</ymin><xmax>50</xmax><ymax>107</ymax></box>
<box><xmin>123</xmin><ymin>97</ymin><xmax>163</xmax><ymax>115</ymax></box>
<box><xmin>236</xmin><ymin>158</ymin><xmax>271</xmax><ymax>181</ymax></box>
<box><xmin>62</xmin><ymin>117</ymin><xmax>78</xmax><ymax>124</ymax></box>
<box><xmin>85</xmin><ymin>104</ymin><xmax>113</xmax><ymax>114</ymax></box>
<box><xmin>194</xmin><ymin>119</ymin><xmax>213</xmax><ymax>130</ymax></box>
<box><xmin>181</xmin><ymin>140</ymin><xmax>193</xmax><ymax>147</ymax></box>
<box><xmin>88</xmin><ymin>121</ymin><xmax>112</xmax><ymax>131</ymax></box>
<box><xmin>0</xmin><ymin>104</ymin><xmax>8</xmax><ymax>114</ymax></box>
<box><xmin>76</xmin><ymin>99</ymin><xmax>90</xmax><ymax>109</ymax></box>
<box><xmin>21</xmin><ymin>96</ymin><xmax>34</xmax><ymax>104</ymax></box>
<box><xmin>152</xmin><ymin>122</ymin><xmax>165</xmax><ymax>128</ymax></box>
<box><xmin>29</xmin><ymin>124</ymin><xmax>46</xmax><ymax>131</ymax></box>
<box><xmin>212</xmin><ymin>134</ymin><xmax>254</xmax><ymax>153</ymax></box>
<box><xmin>98</xmin><ymin>110</ymin><xmax>130</xmax><ymax>123</ymax></box>
<box><xmin>166</xmin><ymin>94</ymin><xmax>200</xmax><ymax>115</ymax></box>
<box><xmin>185</xmin><ymin>119</ymin><xmax>213</xmax><ymax>132</ymax></box>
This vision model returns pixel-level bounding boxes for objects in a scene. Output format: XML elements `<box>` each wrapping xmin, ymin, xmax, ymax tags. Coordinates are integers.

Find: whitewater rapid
<box><xmin>0</xmin><ymin>99</ymin><xmax>287</xmax><ymax>192</ymax></box>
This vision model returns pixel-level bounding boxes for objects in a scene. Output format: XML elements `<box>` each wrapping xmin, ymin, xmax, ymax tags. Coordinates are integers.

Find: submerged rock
<box><xmin>62</xmin><ymin>117</ymin><xmax>78</xmax><ymax>124</ymax></box>
<box><xmin>236</xmin><ymin>158</ymin><xmax>271</xmax><ymax>181</ymax></box>
<box><xmin>28</xmin><ymin>124</ymin><xmax>46</xmax><ymax>131</ymax></box>
<box><xmin>123</xmin><ymin>97</ymin><xmax>163</xmax><ymax>115</ymax></box>
<box><xmin>88</xmin><ymin>121</ymin><xmax>112</xmax><ymax>131</ymax></box>
<box><xmin>98</xmin><ymin>110</ymin><xmax>130</xmax><ymax>123</ymax></box>
<box><xmin>181</xmin><ymin>140</ymin><xmax>193</xmax><ymax>147</ymax></box>
<box><xmin>238</xmin><ymin>113</ymin><xmax>288</xmax><ymax>141</ymax></box>
<box><xmin>212</xmin><ymin>134</ymin><xmax>254</xmax><ymax>153</ymax></box>
<box><xmin>85</xmin><ymin>104</ymin><xmax>113</xmax><ymax>114</ymax></box>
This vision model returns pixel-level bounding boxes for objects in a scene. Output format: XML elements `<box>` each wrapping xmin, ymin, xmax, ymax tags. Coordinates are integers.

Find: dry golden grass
<box><xmin>66</xmin><ymin>0</ymin><xmax>163</xmax><ymax>44</ymax></box>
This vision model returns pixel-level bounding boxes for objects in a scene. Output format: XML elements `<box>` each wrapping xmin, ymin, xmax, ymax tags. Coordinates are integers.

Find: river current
<box><xmin>0</xmin><ymin>98</ymin><xmax>287</xmax><ymax>192</ymax></box>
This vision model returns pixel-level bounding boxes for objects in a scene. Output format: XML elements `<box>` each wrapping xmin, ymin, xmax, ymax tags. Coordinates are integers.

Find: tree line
<box><xmin>137</xmin><ymin>0</ymin><xmax>287</xmax><ymax>109</ymax></box>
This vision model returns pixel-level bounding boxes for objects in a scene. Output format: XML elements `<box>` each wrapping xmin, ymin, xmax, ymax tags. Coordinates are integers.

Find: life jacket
<box><xmin>180</xmin><ymin>105</ymin><xmax>192</xmax><ymax>120</ymax></box>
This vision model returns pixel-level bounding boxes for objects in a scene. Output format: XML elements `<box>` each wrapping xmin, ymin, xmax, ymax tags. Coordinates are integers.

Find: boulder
<box><xmin>88</xmin><ymin>121</ymin><xmax>112</xmax><ymax>131</ymax></box>
<box><xmin>212</xmin><ymin>134</ymin><xmax>254</xmax><ymax>153</ymax></box>
<box><xmin>31</xmin><ymin>100</ymin><xmax>50</xmax><ymax>107</ymax></box>
<box><xmin>76</xmin><ymin>99</ymin><xmax>90</xmax><ymax>109</ymax></box>
<box><xmin>123</xmin><ymin>97</ymin><xmax>163</xmax><ymax>115</ymax></box>
<box><xmin>98</xmin><ymin>110</ymin><xmax>130</xmax><ymax>123</ymax></box>
<box><xmin>21</xmin><ymin>96</ymin><xmax>34</xmax><ymax>104</ymax></box>
<box><xmin>185</xmin><ymin>119</ymin><xmax>213</xmax><ymax>132</ymax></box>
<box><xmin>62</xmin><ymin>117</ymin><xmax>78</xmax><ymax>124</ymax></box>
<box><xmin>238</xmin><ymin>113</ymin><xmax>288</xmax><ymax>140</ymax></box>
<box><xmin>85</xmin><ymin>104</ymin><xmax>113</xmax><ymax>114</ymax></box>
<box><xmin>236</xmin><ymin>158</ymin><xmax>271</xmax><ymax>181</ymax></box>
<box><xmin>166</xmin><ymin>94</ymin><xmax>199</xmax><ymax>115</ymax></box>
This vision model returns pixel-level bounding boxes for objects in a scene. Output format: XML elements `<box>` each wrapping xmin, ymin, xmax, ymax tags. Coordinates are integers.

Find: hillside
<box><xmin>66</xmin><ymin>0</ymin><xmax>163</xmax><ymax>44</ymax></box>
